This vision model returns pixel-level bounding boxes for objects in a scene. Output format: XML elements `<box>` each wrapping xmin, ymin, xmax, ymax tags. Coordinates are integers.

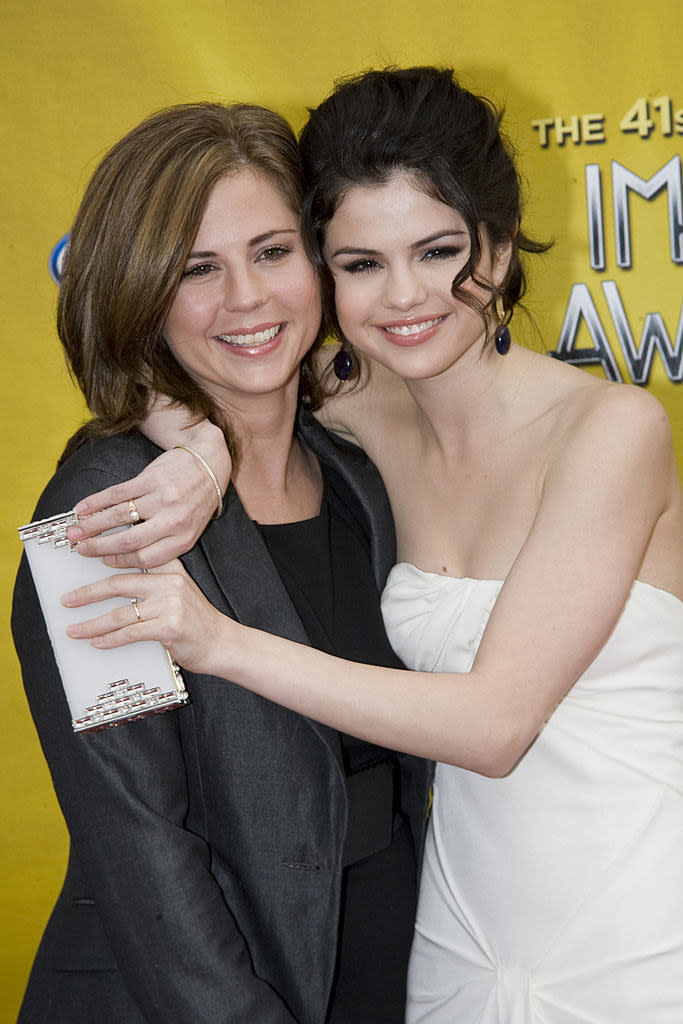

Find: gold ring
<box><xmin>128</xmin><ymin>499</ymin><xmax>141</xmax><ymax>525</ymax></box>
<box><xmin>132</xmin><ymin>599</ymin><xmax>142</xmax><ymax>623</ymax></box>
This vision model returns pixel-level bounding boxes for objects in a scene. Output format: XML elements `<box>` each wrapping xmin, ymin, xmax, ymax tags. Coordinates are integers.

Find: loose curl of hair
<box><xmin>299</xmin><ymin>66</ymin><xmax>551</xmax><ymax>386</ymax></box>
<box><xmin>58</xmin><ymin>101</ymin><xmax>328</xmax><ymax>463</ymax></box>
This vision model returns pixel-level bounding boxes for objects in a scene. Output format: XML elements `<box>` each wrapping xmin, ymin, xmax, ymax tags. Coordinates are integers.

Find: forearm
<box><xmin>63</xmin><ymin>550</ymin><xmax>533</xmax><ymax>777</ymax></box>
<box><xmin>207</xmin><ymin>620</ymin><xmax>521</xmax><ymax>776</ymax></box>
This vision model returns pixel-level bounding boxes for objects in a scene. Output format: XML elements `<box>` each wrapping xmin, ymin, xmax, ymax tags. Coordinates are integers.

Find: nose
<box><xmin>383</xmin><ymin>262</ymin><xmax>428</xmax><ymax>312</ymax></box>
<box><xmin>223</xmin><ymin>264</ymin><xmax>267</xmax><ymax>312</ymax></box>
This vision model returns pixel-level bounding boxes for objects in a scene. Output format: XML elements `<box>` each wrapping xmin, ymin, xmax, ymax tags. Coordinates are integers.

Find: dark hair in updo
<box><xmin>299</xmin><ymin>66</ymin><xmax>550</xmax><ymax>360</ymax></box>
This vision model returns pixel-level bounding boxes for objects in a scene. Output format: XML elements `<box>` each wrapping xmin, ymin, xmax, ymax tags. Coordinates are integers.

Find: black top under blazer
<box><xmin>12</xmin><ymin>410</ymin><xmax>432</xmax><ymax>1024</ymax></box>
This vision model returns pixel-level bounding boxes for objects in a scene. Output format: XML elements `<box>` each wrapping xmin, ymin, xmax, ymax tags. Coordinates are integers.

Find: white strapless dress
<box><xmin>381</xmin><ymin>565</ymin><xmax>683</xmax><ymax>1023</ymax></box>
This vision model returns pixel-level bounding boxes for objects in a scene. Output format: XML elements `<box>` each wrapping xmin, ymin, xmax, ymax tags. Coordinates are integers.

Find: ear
<box><xmin>476</xmin><ymin>223</ymin><xmax>513</xmax><ymax>288</ymax></box>
<box><xmin>492</xmin><ymin>237</ymin><xmax>513</xmax><ymax>288</ymax></box>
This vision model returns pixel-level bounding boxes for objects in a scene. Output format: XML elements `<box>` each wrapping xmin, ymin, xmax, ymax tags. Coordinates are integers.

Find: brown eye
<box><xmin>258</xmin><ymin>246</ymin><xmax>292</xmax><ymax>262</ymax></box>
<box><xmin>182</xmin><ymin>263</ymin><xmax>215</xmax><ymax>278</ymax></box>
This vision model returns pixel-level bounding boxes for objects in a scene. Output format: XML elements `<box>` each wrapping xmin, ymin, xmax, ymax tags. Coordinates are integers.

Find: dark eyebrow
<box><xmin>249</xmin><ymin>228</ymin><xmax>297</xmax><ymax>247</ymax></box>
<box><xmin>412</xmin><ymin>230</ymin><xmax>468</xmax><ymax>249</ymax></box>
<box><xmin>328</xmin><ymin>246</ymin><xmax>378</xmax><ymax>259</ymax></box>
<box><xmin>328</xmin><ymin>230</ymin><xmax>468</xmax><ymax>260</ymax></box>
<box><xmin>187</xmin><ymin>229</ymin><xmax>298</xmax><ymax>261</ymax></box>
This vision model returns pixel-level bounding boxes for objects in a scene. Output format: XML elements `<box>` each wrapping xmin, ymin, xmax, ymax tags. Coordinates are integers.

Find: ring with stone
<box><xmin>128</xmin><ymin>499</ymin><xmax>141</xmax><ymax>525</ymax></box>
<box><xmin>132</xmin><ymin>599</ymin><xmax>142</xmax><ymax>623</ymax></box>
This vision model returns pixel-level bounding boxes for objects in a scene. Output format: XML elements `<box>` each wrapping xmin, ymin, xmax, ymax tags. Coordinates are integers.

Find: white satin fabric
<box><xmin>381</xmin><ymin>565</ymin><xmax>683</xmax><ymax>1023</ymax></box>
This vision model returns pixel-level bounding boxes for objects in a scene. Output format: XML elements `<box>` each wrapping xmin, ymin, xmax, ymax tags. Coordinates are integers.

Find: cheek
<box><xmin>165</xmin><ymin>291</ymin><xmax>209</xmax><ymax>341</ymax></box>
<box><xmin>286</xmin><ymin>268</ymin><xmax>323</xmax><ymax>331</ymax></box>
<box><xmin>163</xmin><ymin>295</ymin><xmax>216</xmax><ymax>370</ymax></box>
<box><xmin>332</xmin><ymin>279</ymin><xmax>367</xmax><ymax>333</ymax></box>
<box><xmin>163</xmin><ymin>305</ymin><xmax>188</xmax><ymax>354</ymax></box>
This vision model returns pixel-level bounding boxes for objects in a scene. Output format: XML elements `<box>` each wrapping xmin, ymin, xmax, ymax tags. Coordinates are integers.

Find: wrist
<box><xmin>209</xmin><ymin>615</ymin><xmax>251</xmax><ymax>682</ymax></box>
<box><xmin>173</xmin><ymin>444</ymin><xmax>224</xmax><ymax>519</ymax></box>
<box><xmin>180</xmin><ymin>422</ymin><xmax>231</xmax><ymax>496</ymax></box>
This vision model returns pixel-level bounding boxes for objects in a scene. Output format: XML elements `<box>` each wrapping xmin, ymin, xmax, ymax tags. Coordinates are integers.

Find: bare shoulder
<box><xmin>558</xmin><ymin>374</ymin><xmax>674</xmax><ymax>463</ymax></box>
<box><xmin>538</xmin><ymin>367</ymin><xmax>679</xmax><ymax>531</ymax></box>
<box><xmin>544</xmin><ymin>369</ymin><xmax>682</xmax><ymax>592</ymax></box>
<box><xmin>514</xmin><ymin>353</ymin><xmax>671</xmax><ymax>466</ymax></box>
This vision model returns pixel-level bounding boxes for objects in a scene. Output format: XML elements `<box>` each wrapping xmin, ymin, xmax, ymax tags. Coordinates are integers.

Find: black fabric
<box><xmin>259</xmin><ymin>463</ymin><xmax>417</xmax><ymax>1023</ymax></box>
<box><xmin>328</xmin><ymin>818</ymin><xmax>417</xmax><ymax>1024</ymax></box>
<box><xmin>258</xmin><ymin>463</ymin><xmax>404</xmax><ymax>861</ymax></box>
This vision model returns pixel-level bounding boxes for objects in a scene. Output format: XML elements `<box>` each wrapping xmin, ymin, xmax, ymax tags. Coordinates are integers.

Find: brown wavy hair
<box><xmin>58</xmin><ymin>102</ymin><xmax>327</xmax><ymax>462</ymax></box>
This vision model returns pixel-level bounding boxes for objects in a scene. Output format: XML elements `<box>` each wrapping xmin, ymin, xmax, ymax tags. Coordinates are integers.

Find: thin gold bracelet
<box><xmin>173</xmin><ymin>445</ymin><xmax>224</xmax><ymax>519</ymax></box>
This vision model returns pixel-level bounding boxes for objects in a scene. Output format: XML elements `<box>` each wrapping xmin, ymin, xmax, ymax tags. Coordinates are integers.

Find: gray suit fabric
<box><xmin>13</xmin><ymin>410</ymin><xmax>431</xmax><ymax>1024</ymax></box>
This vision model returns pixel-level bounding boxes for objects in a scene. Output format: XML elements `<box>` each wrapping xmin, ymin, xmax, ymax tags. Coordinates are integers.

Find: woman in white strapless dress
<box><xmin>67</xmin><ymin>69</ymin><xmax>683</xmax><ymax>1021</ymax></box>
<box><xmin>383</xmin><ymin>569</ymin><xmax>683</xmax><ymax>1021</ymax></box>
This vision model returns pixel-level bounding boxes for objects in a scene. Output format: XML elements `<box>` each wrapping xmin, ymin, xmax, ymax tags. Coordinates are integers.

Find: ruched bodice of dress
<box><xmin>381</xmin><ymin>564</ymin><xmax>683</xmax><ymax>1023</ymax></box>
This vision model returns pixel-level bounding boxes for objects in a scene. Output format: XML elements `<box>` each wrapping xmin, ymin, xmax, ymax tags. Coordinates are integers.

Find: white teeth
<box><xmin>384</xmin><ymin>318</ymin><xmax>443</xmax><ymax>336</ymax></box>
<box><xmin>219</xmin><ymin>325</ymin><xmax>281</xmax><ymax>346</ymax></box>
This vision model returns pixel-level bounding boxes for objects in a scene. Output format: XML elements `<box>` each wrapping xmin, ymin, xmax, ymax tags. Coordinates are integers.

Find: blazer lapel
<box><xmin>198</xmin><ymin>485</ymin><xmax>309</xmax><ymax>641</ymax></box>
<box><xmin>297</xmin><ymin>409</ymin><xmax>397</xmax><ymax>590</ymax></box>
<box><xmin>190</xmin><ymin>482</ymin><xmax>345</xmax><ymax>773</ymax></box>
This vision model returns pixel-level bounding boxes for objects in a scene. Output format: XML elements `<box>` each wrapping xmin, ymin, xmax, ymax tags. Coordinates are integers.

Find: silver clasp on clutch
<box><xmin>18</xmin><ymin>511</ymin><xmax>80</xmax><ymax>550</ymax></box>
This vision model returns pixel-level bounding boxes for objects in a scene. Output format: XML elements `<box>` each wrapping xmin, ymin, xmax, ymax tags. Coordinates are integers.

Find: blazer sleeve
<box><xmin>12</xmin><ymin>439</ymin><xmax>298</xmax><ymax>1023</ymax></box>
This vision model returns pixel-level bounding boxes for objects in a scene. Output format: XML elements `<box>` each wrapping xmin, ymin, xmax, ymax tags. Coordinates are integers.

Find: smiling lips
<box><xmin>216</xmin><ymin>322</ymin><xmax>284</xmax><ymax>354</ymax></box>
<box><xmin>379</xmin><ymin>316</ymin><xmax>446</xmax><ymax>345</ymax></box>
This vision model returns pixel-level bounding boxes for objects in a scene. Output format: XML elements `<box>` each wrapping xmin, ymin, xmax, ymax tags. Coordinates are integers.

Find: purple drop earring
<box><xmin>494</xmin><ymin>297</ymin><xmax>511</xmax><ymax>355</ymax></box>
<box><xmin>333</xmin><ymin>343</ymin><xmax>353</xmax><ymax>381</ymax></box>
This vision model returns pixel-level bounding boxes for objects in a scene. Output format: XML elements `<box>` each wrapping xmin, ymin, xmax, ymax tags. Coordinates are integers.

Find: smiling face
<box><xmin>164</xmin><ymin>169</ymin><xmax>321</xmax><ymax>412</ymax></box>
<box><xmin>323</xmin><ymin>172</ymin><xmax>509</xmax><ymax>382</ymax></box>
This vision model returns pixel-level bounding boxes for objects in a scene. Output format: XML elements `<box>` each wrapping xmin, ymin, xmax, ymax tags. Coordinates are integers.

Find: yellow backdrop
<box><xmin>2</xmin><ymin>0</ymin><xmax>680</xmax><ymax>1016</ymax></box>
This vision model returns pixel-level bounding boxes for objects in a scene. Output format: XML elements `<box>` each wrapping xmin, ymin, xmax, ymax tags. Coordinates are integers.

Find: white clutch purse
<box><xmin>18</xmin><ymin>510</ymin><xmax>189</xmax><ymax>733</ymax></box>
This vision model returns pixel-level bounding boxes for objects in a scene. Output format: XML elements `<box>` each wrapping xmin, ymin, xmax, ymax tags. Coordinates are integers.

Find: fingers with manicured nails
<box><xmin>73</xmin><ymin>475</ymin><xmax>149</xmax><ymax>517</ymax></box>
<box><xmin>67</xmin><ymin>601</ymin><xmax>143</xmax><ymax>639</ymax></box>
<box><xmin>62</xmin><ymin>559</ymin><xmax>224</xmax><ymax>675</ymax></box>
<box><xmin>61</xmin><ymin>559</ymin><xmax>184</xmax><ymax>606</ymax></box>
<box><xmin>71</xmin><ymin>521</ymin><xmax>138</xmax><ymax>554</ymax></box>
<box><xmin>62</xmin><ymin>573</ymin><xmax>145</xmax><ymax>609</ymax></box>
<box><xmin>67</xmin><ymin>502</ymin><xmax>141</xmax><ymax>545</ymax></box>
<box><xmin>72</xmin><ymin>519</ymin><xmax>157</xmax><ymax>558</ymax></box>
<box><xmin>67</xmin><ymin>448</ymin><xmax>221</xmax><ymax>568</ymax></box>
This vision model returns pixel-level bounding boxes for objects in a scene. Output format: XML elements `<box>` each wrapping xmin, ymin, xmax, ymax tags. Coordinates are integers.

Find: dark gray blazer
<box><xmin>13</xmin><ymin>411</ymin><xmax>432</xmax><ymax>1024</ymax></box>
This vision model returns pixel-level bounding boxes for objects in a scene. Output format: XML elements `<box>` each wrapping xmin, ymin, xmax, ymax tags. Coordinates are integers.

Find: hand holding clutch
<box><xmin>19</xmin><ymin>510</ymin><xmax>188</xmax><ymax>732</ymax></box>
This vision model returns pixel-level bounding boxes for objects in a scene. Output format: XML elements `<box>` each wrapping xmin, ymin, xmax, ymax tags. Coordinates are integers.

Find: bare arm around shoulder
<box><xmin>68</xmin><ymin>361</ymin><xmax>378</xmax><ymax>568</ymax></box>
<box><xmin>65</xmin><ymin>387</ymin><xmax>681</xmax><ymax>777</ymax></box>
<box><xmin>65</xmin><ymin>398</ymin><xmax>231</xmax><ymax>567</ymax></box>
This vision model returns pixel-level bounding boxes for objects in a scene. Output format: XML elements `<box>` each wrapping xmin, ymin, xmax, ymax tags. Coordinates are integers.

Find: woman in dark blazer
<box><xmin>12</xmin><ymin>102</ymin><xmax>430</xmax><ymax>1024</ymax></box>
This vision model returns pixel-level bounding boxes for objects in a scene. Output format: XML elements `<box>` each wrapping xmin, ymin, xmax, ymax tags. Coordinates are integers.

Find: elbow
<box><xmin>472</xmin><ymin>749</ymin><xmax>517</xmax><ymax>779</ymax></box>
<box><xmin>478</xmin><ymin>748</ymin><xmax>523</xmax><ymax>779</ymax></box>
<box><xmin>452</xmin><ymin>721</ymin><xmax>538</xmax><ymax>779</ymax></box>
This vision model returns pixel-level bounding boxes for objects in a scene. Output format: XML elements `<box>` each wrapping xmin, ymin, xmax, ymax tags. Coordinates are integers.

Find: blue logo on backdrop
<box><xmin>49</xmin><ymin>234</ymin><xmax>69</xmax><ymax>284</ymax></box>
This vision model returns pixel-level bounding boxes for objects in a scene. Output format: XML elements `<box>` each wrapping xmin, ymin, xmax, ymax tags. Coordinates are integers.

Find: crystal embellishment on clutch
<box><xmin>20</xmin><ymin>510</ymin><xmax>80</xmax><ymax>549</ymax></box>
<box><xmin>72</xmin><ymin>668</ymin><xmax>187</xmax><ymax>732</ymax></box>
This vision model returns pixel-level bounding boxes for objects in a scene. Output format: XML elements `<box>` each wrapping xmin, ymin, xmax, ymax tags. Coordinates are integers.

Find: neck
<box><xmin>217</xmin><ymin>382</ymin><xmax>321</xmax><ymax>522</ymax></box>
<box><xmin>403</xmin><ymin>341</ymin><xmax>531</xmax><ymax>452</ymax></box>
